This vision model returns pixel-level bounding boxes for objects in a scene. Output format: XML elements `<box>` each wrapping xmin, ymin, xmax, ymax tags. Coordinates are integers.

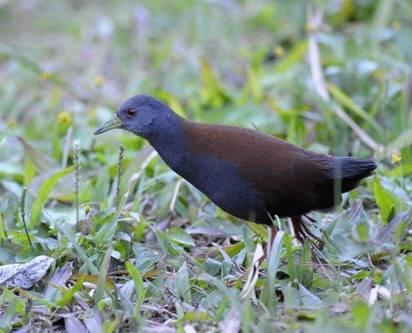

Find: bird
<box><xmin>95</xmin><ymin>95</ymin><xmax>376</xmax><ymax>247</ymax></box>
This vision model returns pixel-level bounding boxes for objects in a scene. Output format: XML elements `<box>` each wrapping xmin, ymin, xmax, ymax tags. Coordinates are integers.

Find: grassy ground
<box><xmin>0</xmin><ymin>0</ymin><xmax>412</xmax><ymax>332</ymax></box>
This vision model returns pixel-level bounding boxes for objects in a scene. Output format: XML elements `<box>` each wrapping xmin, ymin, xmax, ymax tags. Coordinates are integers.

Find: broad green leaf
<box><xmin>29</xmin><ymin>166</ymin><xmax>73</xmax><ymax>229</ymax></box>
<box><xmin>71</xmin><ymin>274</ymin><xmax>115</xmax><ymax>289</ymax></box>
<box><xmin>224</xmin><ymin>241</ymin><xmax>245</xmax><ymax>258</ymax></box>
<box><xmin>373</xmin><ymin>178</ymin><xmax>399</xmax><ymax>223</ymax></box>
<box><xmin>168</xmin><ymin>227</ymin><xmax>195</xmax><ymax>248</ymax></box>
<box><xmin>352</xmin><ymin>301</ymin><xmax>370</xmax><ymax>330</ymax></box>
<box><xmin>177</xmin><ymin>311</ymin><xmax>211</xmax><ymax>323</ymax></box>
<box><xmin>155</xmin><ymin>230</ymin><xmax>181</xmax><ymax>256</ymax></box>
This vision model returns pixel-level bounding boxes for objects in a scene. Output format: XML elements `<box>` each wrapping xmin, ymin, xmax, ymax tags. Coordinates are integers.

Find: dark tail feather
<box><xmin>333</xmin><ymin>157</ymin><xmax>376</xmax><ymax>192</ymax></box>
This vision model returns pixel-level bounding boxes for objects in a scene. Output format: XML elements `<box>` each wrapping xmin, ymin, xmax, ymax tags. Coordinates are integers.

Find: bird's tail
<box><xmin>332</xmin><ymin>157</ymin><xmax>376</xmax><ymax>192</ymax></box>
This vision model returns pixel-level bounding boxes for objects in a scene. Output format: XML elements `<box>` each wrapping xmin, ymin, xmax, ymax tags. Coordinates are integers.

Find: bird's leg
<box><xmin>300</xmin><ymin>217</ymin><xmax>325</xmax><ymax>250</ymax></box>
<box><xmin>291</xmin><ymin>216</ymin><xmax>306</xmax><ymax>244</ymax></box>
<box><xmin>291</xmin><ymin>216</ymin><xmax>324</xmax><ymax>250</ymax></box>
<box><xmin>303</xmin><ymin>214</ymin><xmax>317</xmax><ymax>224</ymax></box>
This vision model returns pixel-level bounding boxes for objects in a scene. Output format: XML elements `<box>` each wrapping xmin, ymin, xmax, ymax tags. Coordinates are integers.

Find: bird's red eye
<box><xmin>127</xmin><ymin>109</ymin><xmax>136</xmax><ymax>116</ymax></box>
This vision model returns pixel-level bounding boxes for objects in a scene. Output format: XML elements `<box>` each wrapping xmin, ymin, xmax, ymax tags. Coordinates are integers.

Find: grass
<box><xmin>0</xmin><ymin>0</ymin><xmax>412</xmax><ymax>332</ymax></box>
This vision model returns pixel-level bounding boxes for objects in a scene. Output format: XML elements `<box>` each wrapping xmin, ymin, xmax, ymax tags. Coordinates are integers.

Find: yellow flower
<box><xmin>6</xmin><ymin>119</ymin><xmax>16</xmax><ymax>128</ymax></box>
<box><xmin>83</xmin><ymin>205</ymin><xmax>91</xmax><ymax>215</ymax></box>
<box><xmin>57</xmin><ymin>111</ymin><xmax>72</xmax><ymax>125</ymax></box>
<box><xmin>274</xmin><ymin>45</ymin><xmax>285</xmax><ymax>57</ymax></box>
<box><xmin>372</xmin><ymin>69</ymin><xmax>385</xmax><ymax>80</ymax></box>
<box><xmin>41</xmin><ymin>72</ymin><xmax>52</xmax><ymax>81</ymax></box>
<box><xmin>93</xmin><ymin>74</ymin><xmax>105</xmax><ymax>87</ymax></box>
<box><xmin>391</xmin><ymin>153</ymin><xmax>401</xmax><ymax>164</ymax></box>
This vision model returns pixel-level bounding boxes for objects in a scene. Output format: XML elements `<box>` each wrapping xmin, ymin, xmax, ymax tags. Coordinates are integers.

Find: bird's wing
<box><xmin>182</xmin><ymin>122</ymin><xmax>336</xmax><ymax>216</ymax></box>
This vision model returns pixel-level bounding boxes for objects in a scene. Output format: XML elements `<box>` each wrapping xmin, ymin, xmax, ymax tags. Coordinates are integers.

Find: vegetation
<box><xmin>0</xmin><ymin>0</ymin><xmax>411</xmax><ymax>332</ymax></box>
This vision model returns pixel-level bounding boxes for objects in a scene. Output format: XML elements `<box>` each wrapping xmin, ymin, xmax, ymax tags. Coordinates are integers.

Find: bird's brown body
<box><xmin>181</xmin><ymin>122</ymin><xmax>373</xmax><ymax>224</ymax></box>
<box><xmin>95</xmin><ymin>95</ymin><xmax>376</xmax><ymax>245</ymax></box>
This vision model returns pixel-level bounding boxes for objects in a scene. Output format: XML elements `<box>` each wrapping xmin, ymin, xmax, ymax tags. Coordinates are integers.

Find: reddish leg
<box><xmin>291</xmin><ymin>215</ymin><xmax>324</xmax><ymax>250</ymax></box>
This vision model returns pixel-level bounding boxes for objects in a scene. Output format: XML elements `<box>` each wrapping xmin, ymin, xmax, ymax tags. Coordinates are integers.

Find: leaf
<box><xmin>177</xmin><ymin>311</ymin><xmax>210</xmax><ymax>322</ymax></box>
<box><xmin>95</xmin><ymin>213</ymin><xmax>117</xmax><ymax>246</ymax></box>
<box><xmin>44</xmin><ymin>261</ymin><xmax>73</xmax><ymax>302</ymax></box>
<box><xmin>376</xmin><ymin>209</ymin><xmax>412</xmax><ymax>243</ymax></box>
<box><xmin>298</xmin><ymin>283</ymin><xmax>322</xmax><ymax>308</ymax></box>
<box><xmin>71</xmin><ymin>274</ymin><xmax>115</xmax><ymax>290</ymax></box>
<box><xmin>65</xmin><ymin>313</ymin><xmax>87</xmax><ymax>333</ymax></box>
<box><xmin>83</xmin><ymin>310</ymin><xmax>103</xmax><ymax>333</ymax></box>
<box><xmin>0</xmin><ymin>255</ymin><xmax>54</xmax><ymax>289</ymax></box>
<box><xmin>373</xmin><ymin>178</ymin><xmax>399</xmax><ymax>223</ymax></box>
<box><xmin>199</xmin><ymin>58</ymin><xmax>230</xmax><ymax>107</ymax></box>
<box><xmin>241</xmin><ymin>244</ymin><xmax>264</xmax><ymax>300</ymax></box>
<box><xmin>57</xmin><ymin>276</ymin><xmax>84</xmax><ymax>308</ymax></box>
<box><xmin>175</xmin><ymin>262</ymin><xmax>191</xmax><ymax>304</ymax></box>
<box><xmin>29</xmin><ymin>166</ymin><xmax>73</xmax><ymax>229</ymax></box>
<box><xmin>57</xmin><ymin>223</ymin><xmax>99</xmax><ymax>274</ymax></box>
<box><xmin>296</xmin><ymin>240</ymin><xmax>313</xmax><ymax>286</ymax></box>
<box><xmin>261</xmin><ymin>231</ymin><xmax>284</xmax><ymax>311</ymax></box>
<box><xmin>167</xmin><ymin>228</ymin><xmax>195</xmax><ymax>248</ymax></box>
<box><xmin>95</xmin><ymin>245</ymin><xmax>112</xmax><ymax>303</ymax></box>
<box><xmin>389</xmin><ymin>163</ymin><xmax>412</xmax><ymax>177</ymax></box>
<box><xmin>274</xmin><ymin>40</ymin><xmax>308</xmax><ymax>74</ymax></box>
<box><xmin>0</xmin><ymin>289</ymin><xmax>26</xmax><ymax>330</ymax></box>
<box><xmin>126</xmin><ymin>261</ymin><xmax>145</xmax><ymax>323</ymax></box>
<box><xmin>155</xmin><ymin>230</ymin><xmax>181</xmax><ymax>256</ymax></box>
<box><xmin>247</xmin><ymin>69</ymin><xmax>263</xmax><ymax>101</ymax></box>
<box><xmin>352</xmin><ymin>301</ymin><xmax>370</xmax><ymax>330</ymax></box>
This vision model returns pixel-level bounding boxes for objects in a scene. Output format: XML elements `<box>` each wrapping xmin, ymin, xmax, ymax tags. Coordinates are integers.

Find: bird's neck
<box><xmin>146</xmin><ymin>114</ymin><xmax>187</xmax><ymax>170</ymax></box>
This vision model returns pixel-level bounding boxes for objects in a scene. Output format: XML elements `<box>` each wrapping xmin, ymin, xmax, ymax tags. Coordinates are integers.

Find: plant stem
<box><xmin>73</xmin><ymin>140</ymin><xmax>81</xmax><ymax>224</ymax></box>
<box><xmin>115</xmin><ymin>144</ymin><xmax>124</xmax><ymax>206</ymax></box>
<box><xmin>20</xmin><ymin>187</ymin><xmax>33</xmax><ymax>248</ymax></box>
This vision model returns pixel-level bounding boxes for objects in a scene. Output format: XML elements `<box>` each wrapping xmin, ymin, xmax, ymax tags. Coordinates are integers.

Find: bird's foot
<box><xmin>291</xmin><ymin>215</ymin><xmax>325</xmax><ymax>251</ymax></box>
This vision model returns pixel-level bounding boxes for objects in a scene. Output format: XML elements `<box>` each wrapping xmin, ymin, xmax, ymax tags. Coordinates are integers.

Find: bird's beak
<box><xmin>94</xmin><ymin>114</ymin><xmax>122</xmax><ymax>135</ymax></box>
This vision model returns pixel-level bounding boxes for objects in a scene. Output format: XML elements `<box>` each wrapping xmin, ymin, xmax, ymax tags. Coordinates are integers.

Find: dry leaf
<box><xmin>0</xmin><ymin>256</ymin><xmax>54</xmax><ymax>289</ymax></box>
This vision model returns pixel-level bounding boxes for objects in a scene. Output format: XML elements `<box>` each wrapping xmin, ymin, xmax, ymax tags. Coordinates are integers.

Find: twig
<box><xmin>306</xmin><ymin>7</ymin><xmax>384</xmax><ymax>153</ymax></box>
<box><xmin>169</xmin><ymin>180</ymin><xmax>182</xmax><ymax>213</ymax></box>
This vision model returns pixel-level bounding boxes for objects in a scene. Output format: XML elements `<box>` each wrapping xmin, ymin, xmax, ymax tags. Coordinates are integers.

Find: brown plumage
<box><xmin>95</xmin><ymin>95</ymin><xmax>377</xmax><ymax>246</ymax></box>
<box><xmin>183</xmin><ymin>122</ymin><xmax>374</xmax><ymax>216</ymax></box>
